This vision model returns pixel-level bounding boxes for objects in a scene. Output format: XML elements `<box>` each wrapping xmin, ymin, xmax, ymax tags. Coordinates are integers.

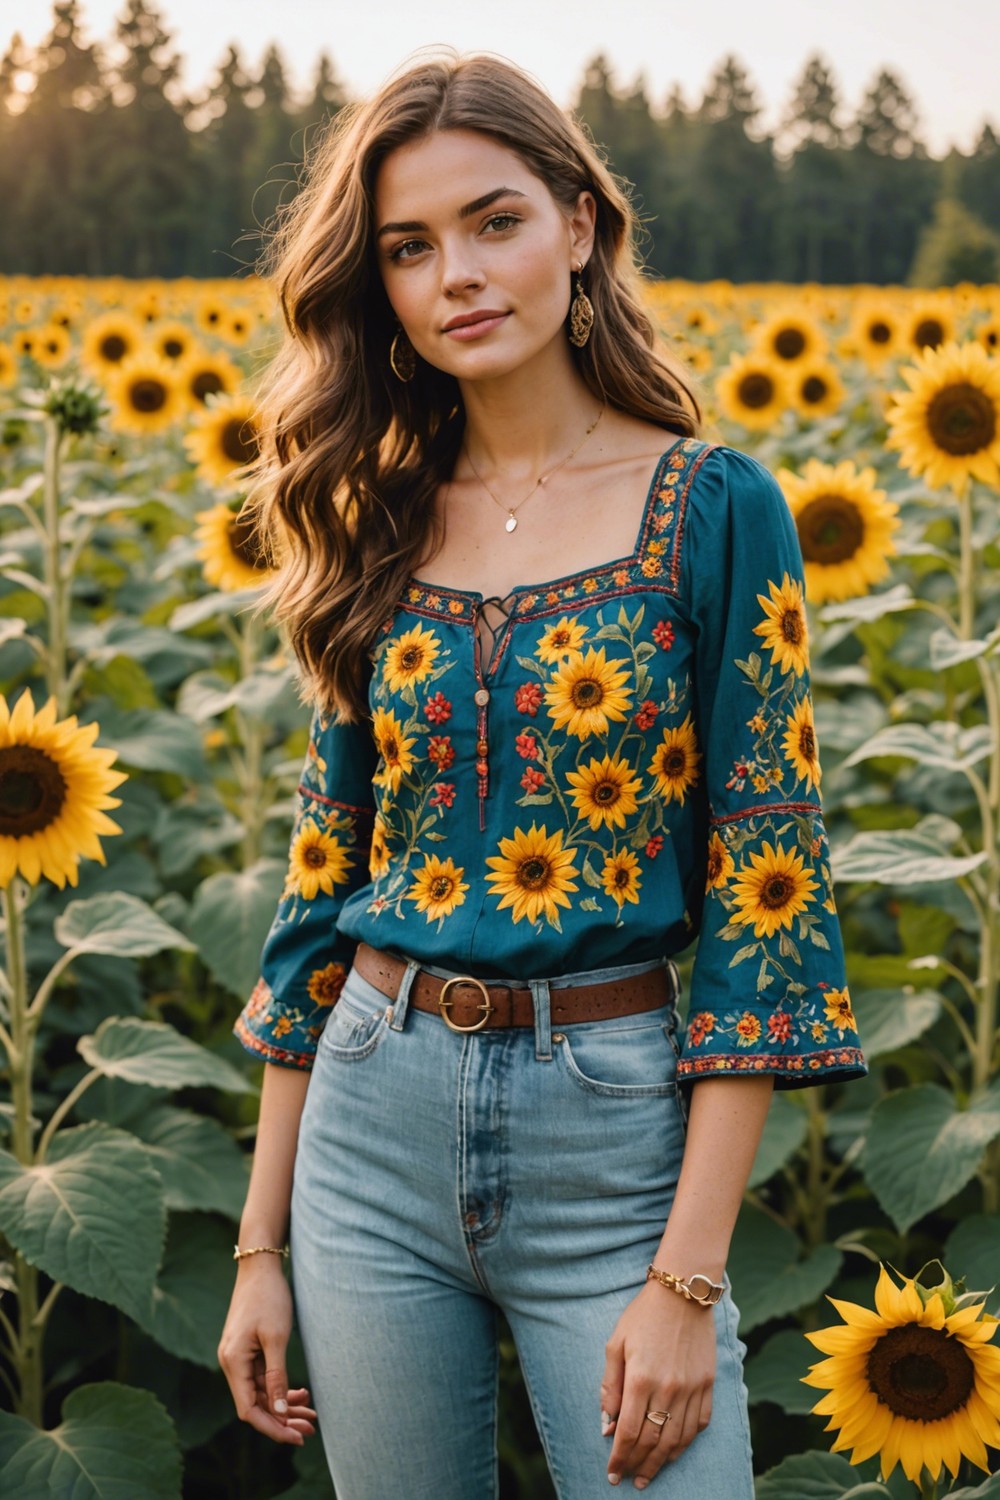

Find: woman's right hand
<box><xmin>218</xmin><ymin>1260</ymin><xmax>318</xmax><ymax>1446</ymax></box>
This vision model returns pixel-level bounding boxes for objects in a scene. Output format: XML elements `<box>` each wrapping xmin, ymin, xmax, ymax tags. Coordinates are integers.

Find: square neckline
<box><xmin>406</xmin><ymin>435</ymin><xmax>687</xmax><ymax>607</ymax></box>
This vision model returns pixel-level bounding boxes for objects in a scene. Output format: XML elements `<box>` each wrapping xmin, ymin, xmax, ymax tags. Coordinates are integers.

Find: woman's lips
<box><xmin>443</xmin><ymin>313</ymin><xmax>511</xmax><ymax>340</ymax></box>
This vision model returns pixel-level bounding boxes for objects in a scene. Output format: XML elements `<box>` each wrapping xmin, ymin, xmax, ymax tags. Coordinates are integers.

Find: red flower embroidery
<box><xmin>424</xmin><ymin>691</ymin><xmax>452</xmax><ymax>725</ymax></box>
<box><xmin>514</xmin><ymin>682</ymin><xmax>543</xmax><ymax>716</ymax></box>
<box><xmin>520</xmin><ymin>767</ymin><xmax>545</xmax><ymax>794</ymax></box>
<box><xmin>652</xmin><ymin>619</ymin><xmax>675</xmax><ymax>650</ymax></box>
<box><xmin>689</xmin><ymin>1011</ymin><xmax>715</xmax><ymax>1046</ymax></box>
<box><xmin>427</xmin><ymin>735</ymin><xmax>455</xmax><ymax>770</ymax></box>
<box><xmin>515</xmin><ymin>732</ymin><xmax>539</xmax><ymax>760</ymax></box>
<box><xmin>634</xmin><ymin>699</ymin><xmax>658</xmax><ymax>730</ymax></box>
<box><xmin>430</xmin><ymin>782</ymin><xmax>456</xmax><ymax>808</ymax></box>
<box><xmin>645</xmin><ymin>835</ymin><xmax>665</xmax><ymax>858</ymax></box>
<box><xmin>767</xmin><ymin>1010</ymin><xmax>793</xmax><ymax>1043</ymax></box>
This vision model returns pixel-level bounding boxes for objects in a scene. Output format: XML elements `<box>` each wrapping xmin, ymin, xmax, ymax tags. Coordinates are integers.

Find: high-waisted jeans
<box><xmin>288</xmin><ymin>951</ymin><xmax>755</xmax><ymax>1498</ymax></box>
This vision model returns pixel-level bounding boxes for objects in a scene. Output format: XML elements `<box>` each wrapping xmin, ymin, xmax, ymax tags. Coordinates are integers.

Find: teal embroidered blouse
<box><xmin>233</xmin><ymin>438</ymin><xmax>868</xmax><ymax>1093</ymax></box>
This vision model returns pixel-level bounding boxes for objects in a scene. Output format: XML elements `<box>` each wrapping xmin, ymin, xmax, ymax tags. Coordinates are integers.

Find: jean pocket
<box><xmin>555</xmin><ymin>1015</ymin><xmax>679</xmax><ymax>1097</ymax></box>
<box><xmin>317</xmin><ymin>967</ymin><xmax>392</xmax><ymax>1063</ymax></box>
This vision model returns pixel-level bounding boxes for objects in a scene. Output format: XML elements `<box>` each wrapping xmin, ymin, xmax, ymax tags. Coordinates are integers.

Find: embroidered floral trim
<box><xmin>676</xmin><ymin>1046</ymin><xmax>865</xmax><ymax>1081</ymax></box>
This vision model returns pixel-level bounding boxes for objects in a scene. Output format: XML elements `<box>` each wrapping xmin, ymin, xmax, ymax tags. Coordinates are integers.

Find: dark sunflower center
<box><xmin>926</xmin><ymin>383</ymin><xmax>997</xmax><ymax>455</ymax></box>
<box><xmin>801</xmin><ymin>375</ymin><xmax>828</xmax><ymax>404</ymax></box>
<box><xmin>799</xmin><ymin>725</ymin><xmax>816</xmax><ymax>758</ymax></box>
<box><xmin>594</xmin><ymin>781</ymin><xmax>618</xmax><ymax>805</ymax></box>
<box><xmin>614</xmin><ymin>866</ymin><xmax>631</xmax><ymax>889</ymax></box>
<box><xmin>775</xmin><ymin>328</ymin><xmax>807</xmax><ymax>360</ymax></box>
<box><xmin>163</xmin><ymin>337</ymin><xmax>185</xmax><ymax>359</ymax></box>
<box><xmin>100</xmin><ymin>334</ymin><xmax>127</xmax><ymax>361</ymax></box>
<box><xmin>762</xmin><ymin>876</ymin><xmax>793</xmax><ymax>910</ymax></box>
<box><xmin>430</xmin><ymin>876</ymin><xmax>452</xmax><ymax>900</ymax></box>
<box><xmin>739</xmin><ymin>373</ymin><xmax>775</xmax><ymax>409</ymax></box>
<box><xmin>228</xmin><ymin>511</ymin><xmax>269</xmax><ymax>570</ymax></box>
<box><xmin>914</xmin><ymin>318</ymin><xmax>945</xmax><ymax>350</ymax></box>
<box><xmin>399</xmin><ymin>646</ymin><xmax>423</xmax><ymax>671</ymax></box>
<box><xmin>222</xmin><ymin>417</ymin><xmax>260</xmax><ymax>466</ymax></box>
<box><xmin>519</xmin><ymin>856</ymin><xmax>551</xmax><ymax>890</ymax></box>
<box><xmin>867</xmin><ymin>1325</ymin><xmax>975</xmax><ymax>1422</ymax></box>
<box><xmin>383</xmin><ymin>736</ymin><xmax>399</xmax><ymax>761</ymax></box>
<box><xmin>662</xmin><ymin>748</ymin><xmax>685</xmax><ymax>776</ymax></box>
<box><xmin>572</xmin><ymin>680</ymin><xmax>602</xmax><ymax>708</ymax></box>
<box><xmin>129</xmin><ymin>378</ymin><xmax>167</xmax><ymax>413</ymax></box>
<box><xmin>782</xmin><ymin>608</ymin><xmax>805</xmax><ymax>645</ymax></box>
<box><xmin>551</xmin><ymin>630</ymin><xmax>570</xmax><ymax>647</ymax></box>
<box><xmin>797</xmin><ymin>495</ymin><xmax>864</xmax><ymax>564</ymax></box>
<box><xmin>868</xmin><ymin>320</ymin><xmax>892</xmax><ymax>345</ymax></box>
<box><xmin>0</xmin><ymin>748</ymin><xmax>68</xmax><ymax>835</ymax></box>
<box><xmin>191</xmin><ymin>370</ymin><xmax>224</xmax><ymax>402</ymax></box>
<box><xmin>304</xmin><ymin>846</ymin><xmax>327</xmax><ymax>869</ymax></box>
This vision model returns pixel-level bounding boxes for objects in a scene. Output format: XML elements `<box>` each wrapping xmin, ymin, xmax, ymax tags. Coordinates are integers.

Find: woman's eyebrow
<box><xmin>376</xmin><ymin>186</ymin><xmax>528</xmax><ymax>241</ymax></box>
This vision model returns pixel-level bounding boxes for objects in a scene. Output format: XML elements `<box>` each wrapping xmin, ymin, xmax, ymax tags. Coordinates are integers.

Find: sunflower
<box><xmin>175</xmin><ymin>347</ymin><xmax>243</xmax><ymax>407</ymax></box>
<box><xmin>601</xmin><ymin>848</ymin><xmax>642</xmax><ymax>907</ymax></box>
<box><xmin>0</xmin><ymin>343</ymin><xmax>17</xmax><ymax>389</ymax></box>
<box><xmin>753</xmin><ymin>572</ymin><xmax>810</xmax><ymax>676</ymax></box>
<box><xmin>152</xmin><ymin>318</ymin><xmax>198</xmax><ymax>363</ymax></box>
<box><xmin>823</xmin><ymin>986</ymin><xmax>857</xmax><ymax>1034</ymax></box>
<box><xmin>368</xmin><ymin>810</ymin><xmax>391</xmax><ymax>879</ymax></box>
<box><xmin>786</xmin><ymin>359</ymin><xmax>846</xmax><ymax>420</ymax></box>
<box><xmin>545</xmin><ymin>646</ymin><xmax>633</xmax><ymax>739</ymax></box>
<box><xmin>536</xmin><ymin>616</ymin><xmax>588</xmax><ymax>664</ymax></box>
<box><xmin>192</xmin><ymin>501</ymin><xmax>278</xmax><ymax>591</ymax></box>
<box><xmin>775</xmin><ymin>459</ymin><xmax>901</xmax><ymax>604</ymax></box>
<box><xmin>974</xmin><ymin>315</ymin><xmax>1000</xmax><ymax>359</ymax></box>
<box><xmin>222</xmin><ymin>308</ymin><xmax>255</xmax><ymax>345</ymax></box>
<box><xmin>0</xmin><ymin>690</ymin><xmax>128</xmax><ymax>890</ymax></box>
<box><xmin>705</xmin><ymin>830</ymin><xmax>735</xmax><ymax>891</ymax></box>
<box><xmin>647</xmin><ymin>713</ymin><xmax>701</xmax><ymax>805</ymax></box>
<box><xmin>80</xmin><ymin>310</ymin><xmax>146</xmax><ymax>377</ymax></box>
<box><xmin>307</xmin><ymin>961</ymin><xmax>347</xmax><ymax>1007</ymax></box>
<box><xmin>184</xmin><ymin>391</ymin><xmax>262</xmax><ymax>490</ymax></box>
<box><xmin>485</xmin><ymin>823</ymin><xmax>580</xmax><ymax>925</ymax></box>
<box><xmin>802</xmin><ymin>1261</ymin><xmax>1000</xmax><ymax>1486</ymax></box>
<box><xmin>565</xmin><ymin>752</ymin><xmax>642</xmax><ymax>830</ymax></box>
<box><xmin>750</xmin><ymin>306</ymin><xmax>829</xmax><ymax>364</ymax></box>
<box><xmin>782</xmin><ymin>694</ymin><xmax>822</xmax><ymax>793</ymax></box>
<box><xmin>885</xmin><ymin>339</ymin><xmax>1000</xmax><ymax>497</ymax></box>
<box><xmin>715</xmin><ymin>350</ymin><xmax>794</xmax><ymax>431</ymax></box>
<box><xmin>282</xmin><ymin>818</ymin><xmax>354</xmax><ymax>901</ymax></box>
<box><xmin>382</xmin><ymin>623</ymin><xmax>441</xmax><ymax>693</ymax></box>
<box><xmin>194</xmin><ymin>291</ymin><xmax>230</xmax><ymax>338</ymax></box>
<box><xmin>902</xmin><ymin>295</ymin><xmax>957</xmax><ymax>357</ymax></box>
<box><xmin>729</xmin><ymin>838</ymin><xmax>820</xmax><ymax>938</ymax></box>
<box><xmin>847</xmin><ymin>295</ymin><xmax>904</xmax><ymax>370</ymax></box>
<box><xmin>106</xmin><ymin>352</ymin><xmax>186</xmax><ymax>435</ymax></box>
<box><xmin>371</xmin><ymin>708</ymin><xmax>417</xmax><ymax>793</ymax></box>
<box><xmin>406</xmin><ymin>855</ymin><xmax>470</xmax><ymax>922</ymax></box>
<box><xmin>31</xmin><ymin>322</ymin><xmax>73</xmax><ymax>370</ymax></box>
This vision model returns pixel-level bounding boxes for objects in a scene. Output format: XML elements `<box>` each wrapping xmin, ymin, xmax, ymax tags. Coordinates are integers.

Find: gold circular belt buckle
<box><xmin>438</xmin><ymin>975</ymin><xmax>494</xmax><ymax>1033</ymax></box>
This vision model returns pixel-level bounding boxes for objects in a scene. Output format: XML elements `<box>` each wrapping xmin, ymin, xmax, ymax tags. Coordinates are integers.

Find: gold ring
<box><xmin>438</xmin><ymin>975</ymin><xmax>494</xmax><ymax>1033</ymax></box>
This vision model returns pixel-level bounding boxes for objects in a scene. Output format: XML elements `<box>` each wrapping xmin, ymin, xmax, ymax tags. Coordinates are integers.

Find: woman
<box><xmin>218</xmin><ymin>49</ymin><xmax>867</xmax><ymax>1498</ymax></box>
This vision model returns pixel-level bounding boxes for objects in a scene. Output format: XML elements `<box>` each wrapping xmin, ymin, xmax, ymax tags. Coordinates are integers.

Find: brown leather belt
<box><xmin>352</xmin><ymin>942</ymin><xmax>677</xmax><ymax>1033</ymax></box>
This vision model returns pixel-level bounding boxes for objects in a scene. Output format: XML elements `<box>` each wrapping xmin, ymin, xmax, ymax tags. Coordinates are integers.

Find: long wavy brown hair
<box><xmin>243</xmin><ymin>47</ymin><xmax>706</xmax><ymax>723</ymax></box>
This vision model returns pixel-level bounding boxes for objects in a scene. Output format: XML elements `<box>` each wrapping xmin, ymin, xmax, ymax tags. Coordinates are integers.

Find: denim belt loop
<box><xmin>530</xmin><ymin>977</ymin><xmax>552</xmax><ymax>1061</ymax></box>
<box><xmin>388</xmin><ymin>957</ymin><xmax>421</xmax><ymax>1032</ymax></box>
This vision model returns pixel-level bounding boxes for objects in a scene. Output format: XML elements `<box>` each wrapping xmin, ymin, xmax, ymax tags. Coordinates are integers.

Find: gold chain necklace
<box><xmin>460</xmin><ymin>402</ymin><xmax>607</xmax><ymax>534</ymax></box>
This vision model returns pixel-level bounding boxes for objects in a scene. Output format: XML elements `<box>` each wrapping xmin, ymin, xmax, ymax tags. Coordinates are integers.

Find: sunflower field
<box><xmin>1</xmin><ymin>273</ymin><xmax>999</xmax><ymax>1499</ymax></box>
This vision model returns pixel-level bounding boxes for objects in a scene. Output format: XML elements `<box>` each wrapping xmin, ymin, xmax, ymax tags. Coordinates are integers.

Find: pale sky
<box><xmin>5</xmin><ymin>0</ymin><xmax>999</xmax><ymax>158</ymax></box>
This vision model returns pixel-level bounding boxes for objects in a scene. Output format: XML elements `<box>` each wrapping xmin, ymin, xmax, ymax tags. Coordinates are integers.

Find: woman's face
<box><xmin>374</xmin><ymin>128</ymin><xmax>595</xmax><ymax>381</ymax></box>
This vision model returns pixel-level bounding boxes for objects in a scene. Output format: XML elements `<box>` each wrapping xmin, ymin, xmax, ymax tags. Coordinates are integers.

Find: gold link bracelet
<box><xmin>233</xmin><ymin>1244</ymin><xmax>290</xmax><ymax>1262</ymax></box>
<box><xmin>646</xmin><ymin>1264</ymin><xmax>724</xmax><ymax>1306</ymax></box>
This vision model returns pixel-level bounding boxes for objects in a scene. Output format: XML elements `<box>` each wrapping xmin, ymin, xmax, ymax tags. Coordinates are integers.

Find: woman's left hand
<box><xmin>600</xmin><ymin>1279</ymin><xmax>717</xmax><ymax>1488</ymax></box>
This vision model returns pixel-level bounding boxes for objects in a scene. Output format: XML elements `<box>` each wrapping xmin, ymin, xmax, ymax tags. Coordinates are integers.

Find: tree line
<box><xmin>3</xmin><ymin>0</ymin><xmax>999</xmax><ymax>285</ymax></box>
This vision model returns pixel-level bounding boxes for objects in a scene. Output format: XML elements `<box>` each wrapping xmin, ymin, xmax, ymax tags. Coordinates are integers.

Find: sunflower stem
<box><xmin>1</xmin><ymin>876</ymin><xmax>45</xmax><ymax>1424</ymax></box>
<box><xmin>41</xmin><ymin>413</ymin><xmax>69</xmax><ymax>716</ymax></box>
<box><xmin>919</xmin><ymin>1470</ymin><xmax>938</xmax><ymax>1500</ymax></box>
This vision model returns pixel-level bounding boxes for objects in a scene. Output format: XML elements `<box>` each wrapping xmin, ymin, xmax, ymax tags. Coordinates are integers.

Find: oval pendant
<box><xmin>505</xmin><ymin>515</ymin><xmax>518</xmax><ymax>533</ymax></box>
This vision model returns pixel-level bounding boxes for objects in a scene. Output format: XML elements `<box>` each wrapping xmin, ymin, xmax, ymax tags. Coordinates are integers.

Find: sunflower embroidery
<box><xmin>485</xmin><ymin>823</ymin><xmax>580</xmax><ymax>927</ymax></box>
<box><xmin>564</xmin><ymin>752</ymin><xmax>643</xmax><ymax>831</ymax></box>
<box><xmin>752</xmin><ymin>571</ymin><xmax>810</xmax><ymax>677</ymax></box>
<box><xmin>646</xmin><ymin>713</ymin><xmax>701</xmax><ymax>805</ymax></box>
<box><xmin>544</xmin><ymin>646</ymin><xmax>633</xmax><ymax>739</ymax></box>
<box><xmin>282</xmin><ymin>817</ymin><xmax>354</xmax><ymax>901</ymax></box>
<box><xmin>382</xmin><ymin>622</ymin><xmax>441</xmax><ymax>694</ymax></box>
<box><xmin>406</xmin><ymin>855</ymin><xmax>470</xmax><ymax>924</ymax></box>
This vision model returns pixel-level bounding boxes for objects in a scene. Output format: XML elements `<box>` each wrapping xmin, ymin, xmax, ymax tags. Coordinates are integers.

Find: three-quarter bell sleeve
<box><xmin>675</xmin><ymin>446</ymin><xmax>868</xmax><ymax>1091</ymax></box>
<box><xmin>232</xmin><ymin>701</ymin><xmax>378</xmax><ymax>1070</ymax></box>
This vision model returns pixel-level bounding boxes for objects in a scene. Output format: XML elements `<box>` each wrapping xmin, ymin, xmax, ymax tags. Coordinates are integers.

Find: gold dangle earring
<box><xmin>390</xmin><ymin>322</ymin><xmax>416</xmax><ymax>382</ymax></box>
<box><xmin>568</xmin><ymin>261</ymin><xmax>594</xmax><ymax>348</ymax></box>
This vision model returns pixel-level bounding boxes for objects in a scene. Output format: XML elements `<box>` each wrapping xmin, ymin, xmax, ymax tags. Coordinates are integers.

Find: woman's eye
<box><xmin>388</xmin><ymin>213</ymin><xmax>520</xmax><ymax>262</ymax></box>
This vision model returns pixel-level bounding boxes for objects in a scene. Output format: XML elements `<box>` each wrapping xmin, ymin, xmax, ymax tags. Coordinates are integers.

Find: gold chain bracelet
<box><xmin>233</xmin><ymin>1244</ymin><xmax>290</xmax><ymax>1262</ymax></box>
<box><xmin>646</xmin><ymin>1264</ymin><xmax>724</xmax><ymax>1306</ymax></box>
